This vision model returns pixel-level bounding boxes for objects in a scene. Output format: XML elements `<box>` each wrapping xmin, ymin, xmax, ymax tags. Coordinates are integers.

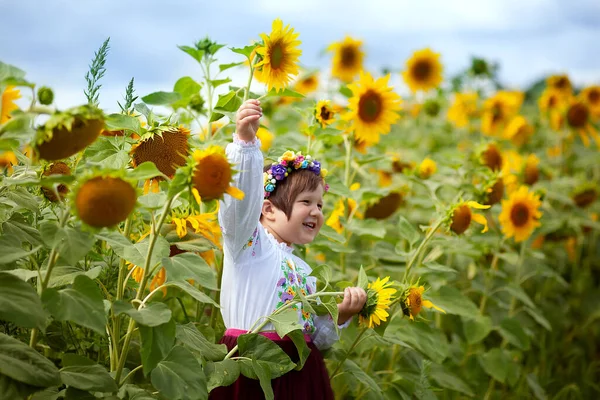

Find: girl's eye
<box><xmin>302</xmin><ymin>200</ymin><xmax>310</xmax><ymax>204</ymax></box>
<box><xmin>317</xmin><ymin>204</ymin><xmax>323</xmax><ymax>210</ymax></box>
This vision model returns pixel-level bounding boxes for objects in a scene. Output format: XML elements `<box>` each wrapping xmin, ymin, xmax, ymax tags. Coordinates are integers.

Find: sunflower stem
<box><xmin>114</xmin><ymin>193</ymin><xmax>178</xmax><ymax>385</ymax></box>
<box><xmin>243</xmin><ymin>56</ymin><xmax>257</xmax><ymax>102</ymax></box>
<box><xmin>30</xmin><ymin>207</ymin><xmax>71</xmax><ymax>349</ymax></box>
<box><xmin>402</xmin><ymin>217</ymin><xmax>445</xmax><ymax>283</ymax></box>
<box><xmin>331</xmin><ymin>326</ymin><xmax>368</xmax><ymax>377</ymax></box>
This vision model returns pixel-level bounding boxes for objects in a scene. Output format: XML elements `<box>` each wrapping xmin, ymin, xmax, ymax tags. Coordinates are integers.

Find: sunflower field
<box><xmin>1</xmin><ymin>18</ymin><xmax>599</xmax><ymax>400</ymax></box>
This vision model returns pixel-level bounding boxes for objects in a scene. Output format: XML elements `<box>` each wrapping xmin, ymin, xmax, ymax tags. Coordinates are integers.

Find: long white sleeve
<box><xmin>311</xmin><ymin>314</ymin><xmax>352</xmax><ymax>350</ymax></box>
<box><xmin>218</xmin><ymin>135</ymin><xmax>264</xmax><ymax>263</ymax></box>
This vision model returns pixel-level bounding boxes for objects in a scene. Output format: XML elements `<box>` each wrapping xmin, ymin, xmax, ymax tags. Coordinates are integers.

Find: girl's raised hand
<box><xmin>236</xmin><ymin>99</ymin><xmax>262</xmax><ymax>142</ymax></box>
<box><xmin>337</xmin><ymin>287</ymin><xmax>367</xmax><ymax>325</ymax></box>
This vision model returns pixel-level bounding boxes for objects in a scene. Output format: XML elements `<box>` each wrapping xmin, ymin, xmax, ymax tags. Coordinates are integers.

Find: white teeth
<box><xmin>303</xmin><ymin>222</ymin><xmax>315</xmax><ymax>229</ymax></box>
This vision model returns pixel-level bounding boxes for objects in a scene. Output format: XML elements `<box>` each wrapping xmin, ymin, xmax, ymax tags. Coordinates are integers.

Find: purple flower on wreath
<box><xmin>271</xmin><ymin>164</ymin><xmax>287</xmax><ymax>180</ymax></box>
<box><xmin>276</xmin><ymin>277</ymin><xmax>286</xmax><ymax>287</ymax></box>
<box><xmin>310</xmin><ymin>160</ymin><xmax>321</xmax><ymax>175</ymax></box>
<box><xmin>281</xmin><ymin>292</ymin><xmax>294</xmax><ymax>303</ymax></box>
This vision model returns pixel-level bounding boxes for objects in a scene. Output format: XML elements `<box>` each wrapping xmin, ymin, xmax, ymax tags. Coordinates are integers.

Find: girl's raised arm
<box><xmin>218</xmin><ymin>100</ymin><xmax>264</xmax><ymax>261</ymax></box>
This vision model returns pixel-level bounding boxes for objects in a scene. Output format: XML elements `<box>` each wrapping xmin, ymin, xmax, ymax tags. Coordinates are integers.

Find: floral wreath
<box><xmin>263</xmin><ymin>150</ymin><xmax>328</xmax><ymax>198</ymax></box>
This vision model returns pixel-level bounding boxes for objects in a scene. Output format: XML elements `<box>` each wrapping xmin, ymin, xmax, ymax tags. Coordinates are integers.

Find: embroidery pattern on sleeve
<box><xmin>242</xmin><ymin>227</ymin><xmax>259</xmax><ymax>257</ymax></box>
<box><xmin>276</xmin><ymin>257</ymin><xmax>315</xmax><ymax>334</ymax></box>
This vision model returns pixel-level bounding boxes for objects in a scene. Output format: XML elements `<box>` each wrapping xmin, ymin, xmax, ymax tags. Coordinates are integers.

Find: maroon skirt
<box><xmin>209</xmin><ymin>330</ymin><xmax>334</xmax><ymax>400</ymax></box>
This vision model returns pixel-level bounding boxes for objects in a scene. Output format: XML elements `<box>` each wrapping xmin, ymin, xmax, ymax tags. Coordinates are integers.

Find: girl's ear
<box><xmin>261</xmin><ymin>199</ymin><xmax>277</xmax><ymax>221</ymax></box>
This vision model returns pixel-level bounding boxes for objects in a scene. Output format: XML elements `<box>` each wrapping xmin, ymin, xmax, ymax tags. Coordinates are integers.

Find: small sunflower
<box><xmin>131</xmin><ymin>126</ymin><xmax>190</xmax><ymax>178</ymax></box>
<box><xmin>345</xmin><ymin>72</ymin><xmax>402</xmax><ymax>146</ymax></box>
<box><xmin>1</xmin><ymin>86</ymin><xmax>21</xmax><ymax>124</ymax></box>
<box><xmin>326</xmin><ymin>197</ymin><xmax>360</xmax><ymax>233</ymax></box>
<box><xmin>481</xmin><ymin>91</ymin><xmax>523</xmax><ymax>136</ymax></box>
<box><xmin>402</xmin><ymin>48</ymin><xmax>443</xmax><ymax>93</ymax></box>
<box><xmin>503</xmin><ymin>115</ymin><xmax>534</xmax><ymax>147</ymax></box>
<box><xmin>580</xmin><ymin>85</ymin><xmax>600</xmax><ymax>120</ymax></box>
<box><xmin>74</xmin><ymin>174</ymin><xmax>137</xmax><ymax>228</ymax></box>
<box><xmin>565</xmin><ymin>99</ymin><xmax>599</xmax><ymax>148</ymax></box>
<box><xmin>546</xmin><ymin>74</ymin><xmax>572</xmax><ymax>97</ymax></box>
<box><xmin>256</xmin><ymin>127</ymin><xmax>274</xmax><ymax>152</ymax></box>
<box><xmin>358</xmin><ymin>277</ymin><xmax>397</xmax><ymax>328</ymax></box>
<box><xmin>315</xmin><ymin>100</ymin><xmax>335</xmax><ymax>128</ymax></box>
<box><xmin>35</xmin><ymin>105</ymin><xmax>104</xmax><ymax>161</ymax></box>
<box><xmin>401</xmin><ymin>285</ymin><xmax>445</xmax><ymax>321</ymax></box>
<box><xmin>294</xmin><ymin>73</ymin><xmax>319</xmax><ymax>95</ymax></box>
<box><xmin>481</xmin><ymin>143</ymin><xmax>503</xmax><ymax>171</ymax></box>
<box><xmin>254</xmin><ymin>19</ymin><xmax>302</xmax><ymax>92</ymax></box>
<box><xmin>523</xmin><ymin>154</ymin><xmax>540</xmax><ymax>186</ymax></box>
<box><xmin>499</xmin><ymin>186</ymin><xmax>543</xmax><ymax>242</ymax></box>
<box><xmin>418</xmin><ymin>157</ymin><xmax>437</xmax><ymax>179</ymax></box>
<box><xmin>327</xmin><ymin>36</ymin><xmax>364</xmax><ymax>83</ymax></box>
<box><xmin>484</xmin><ymin>177</ymin><xmax>505</xmax><ymax>206</ymax></box>
<box><xmin>378</xmin><ymin>170</ymin><xmax>392</xmax><ymax>187</ymax></box>
<box><xmin>41</xmin><ymin>162</ymin><xmax>71</xmax><ymax>202</ymax></box>
<box><xmin>364</xmin><ymin>192</ymin><xmax>403</xmax><ymax>220</ymax></box>
<box><xmin>447</xmin><ymin>92</ymin><xmax>479</xmax><ymax>128</ymax></box>
<box><xmin>0</xmin><ymin>151</ymin><xmax>18</xmax><ymax>173</ymax></box>
<box><xmin>449</xmin><ymin>201</ymin><xmax>490</xmax><ymax>235</ymax></box>
<box><xmin>191</xmin><ymin>145</ymin><xmax>245</xmax><ymax>201</ymax></box>
<box><xmin>538</xmin><ymin>88</ymin><xmax>568</xmax><ymax>131</ymax></box>
<box><xmin>171</xmin><ymin>209</ymin><xmax>221</xmax><ymax>248</ymax></box>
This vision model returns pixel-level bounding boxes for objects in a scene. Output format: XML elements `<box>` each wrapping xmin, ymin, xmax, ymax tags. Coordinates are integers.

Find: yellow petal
<box><xmin>422</xmin><ymin>300</ymin><xmax>446</xmax><ymax>313</ymax></box>
<box><xmin>173</xmin><ymin>218</ymin><xmax>187</xmax><ymax>238</ymax></box>
<box><xmin>467</xmin><ymin>201</ymin><xmax>491</xmax><ymax>210</ymax></box>
<box><xmin>226</xmin><ymin>186</ymin><xmax>245</xmax><ymax>200</ymax></box>
<box><xmin>472</xmin><ymin>213</ymin><xmax>489</xmax><ymax>233</ymax></box>
<box><xmin>192</xmin><ymin>188</ymin><xmax>202</xmax><ymax>205</ymax></box>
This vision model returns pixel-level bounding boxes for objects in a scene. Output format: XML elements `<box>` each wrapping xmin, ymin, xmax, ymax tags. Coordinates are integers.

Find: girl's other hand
<box><xmin>236</xmin><ymin>99</ymin><xmax>262</xmax><ymax>142</ymax></box>
<box><xmin>337</xmin><ymin>287</ymin><xmax>367</xmax><ymax>325</ymax></box>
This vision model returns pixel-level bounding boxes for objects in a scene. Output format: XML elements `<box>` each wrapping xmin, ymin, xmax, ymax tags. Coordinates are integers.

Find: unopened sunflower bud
<box><xmin>423</xmin><ymin>99</ymin><xmax>441</xmax><ymax>117</ymax></box>
<box><xmin>189</xmin><ymin>94</ymin><xmax>205</xmax><ymax>113</ymax></box>
<box><xmin>37</xmin><ymin>86</ymin><xmax>54</xmax><ymax>105</ymax></box>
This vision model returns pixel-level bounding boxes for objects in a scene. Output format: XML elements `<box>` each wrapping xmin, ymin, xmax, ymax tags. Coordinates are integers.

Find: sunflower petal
<box><xmin>467</xmin><ymin>201</ymin><xmax>491</xmax><ymax>210</ymax></box>
<box><xmin>422</xmin><ymin>300</ymin><xmax>446</xmax><ymax>313</ymax></box>
<box><xmin>226</xmin><ymin>186</ymin><xmax>245</xmax><ymax>200</ymax></box>
<box><xmin>472</xmin><ymin>213</ymin><xmax>489</xmax><ymax>233</ymax></box>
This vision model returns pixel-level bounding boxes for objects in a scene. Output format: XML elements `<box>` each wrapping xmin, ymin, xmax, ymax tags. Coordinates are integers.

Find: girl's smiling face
<box><xmin>263</xmin><ymin>186</ymin><xmax>324</xmax><ymax>246</ymax></box>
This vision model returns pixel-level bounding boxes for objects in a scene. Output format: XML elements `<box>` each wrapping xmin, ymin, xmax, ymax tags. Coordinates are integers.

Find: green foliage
<box><xmin>84</xmin><ymin>37</ymin><xmax>110</xmax><ymax>105</ymax></box>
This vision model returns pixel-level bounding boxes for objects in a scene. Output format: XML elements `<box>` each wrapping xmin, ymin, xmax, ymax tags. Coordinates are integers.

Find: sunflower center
<box><xmin>408</xmin><ymin>289</ymin><xmax>422</xmax><ymax>317</ymax></box>
<box><xmin>450</xmin><ymin>204</ymin><xmax>472</xmax><ymax>235</ymax></box>
<box><xmin>588</xmin><ymin>89</ymin><xmax>600</xmax><ymax>104</ymax></box>
<box><xmin>510</xmin><ymin>202</ymin><xmax>530</xmax><ymax>227</ymax></box>
<box><xmin>320</xmin><ymin>106</ymin><xmax>332</xmax><ymax>121</ymax></box>
<box><xmin>358</xmin><ymin>90</ymin><xmax>383</xmax><ymax>122</ymax></box>
<box><xmin>491</xmin><ymin>104</ymin><xmax>504</xmax><ymax>123</ymax></box>
<box><xmin>567</xmin><ymin>103</ymin><xmax>589</xmax><ymax>128</ymax></box>
<box><xmin>270</xmin><ymin>41</ymin><xmax>285</xmax><ymax>69</ymax></box>
<box><xmin>555</xmin><ymin>77</ymin><xmax>569</xmax><ymax>90</ymax></box>
<box><xmin>340</xmin><ymin>46</ymin><xmax>357</xmax><ymax>67</ymax></box>
<box><xmin>547</xmin><ymin>95</ymin><xmax>558</xmax><ymax>108</ymax></box>
<box><xmin>412</xmin><ymin>60</ymin><xmax>432</xmax><ymax>81</ymax></box>
<box><xmin>482</xmin><ymin>145</ymin><xmax>503</xmax><ymax>171</ymax></box>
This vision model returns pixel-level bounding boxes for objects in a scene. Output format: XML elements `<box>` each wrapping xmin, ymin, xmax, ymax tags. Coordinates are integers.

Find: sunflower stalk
<box><xmin>402</xmin><ymin>216</ymin><xmax>446</xmax><ymax>283</ymax></box>
<box><xmin>114</xmin><ymin>192</ymin><xmax>179</xmax><ymax>384</ymax></box>
<box><xmin>331</xmin><ymin>326</ymin><xmax>369</xmax><ymax>378</ymax></box>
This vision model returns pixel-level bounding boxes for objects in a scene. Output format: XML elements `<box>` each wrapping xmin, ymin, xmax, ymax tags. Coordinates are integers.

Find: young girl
<box><xmin>210</xmin><ymin>99</ymin><xmax>367</xmax><ymax>399</ymax></box>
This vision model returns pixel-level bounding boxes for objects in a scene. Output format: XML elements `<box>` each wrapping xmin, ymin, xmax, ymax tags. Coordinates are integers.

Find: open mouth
<box><xmin>303</xmin><ymin>222</ymin><xmax>316</xmax><ymax>229</ymax></box>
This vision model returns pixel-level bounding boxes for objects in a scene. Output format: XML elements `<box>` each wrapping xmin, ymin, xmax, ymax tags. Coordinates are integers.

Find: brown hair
<box><xmin>262</xmin><ymin>167</ymin><xmax>325</xmax><ymax>219</ymax></box>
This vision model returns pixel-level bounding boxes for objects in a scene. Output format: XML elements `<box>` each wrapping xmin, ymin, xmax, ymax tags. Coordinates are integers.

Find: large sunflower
<box><xmin>315</xmin><ymin>100</ymin><xmax>335</xmax><ymax>128</ymax></box>
<box><xmin>358</xmin><ymin>277</ymin><xmax>397</xmax><ymax>328</ymax></box>
<box><xmin>538</xmin><ymin>88</ymin><xmax>567</xmax><ymax>131</ymax></box>
<box><xmin>402</xmin><ymin>48</ymin><xmax>443</xmax><ymax>93</ymax></box>
<box><xmin>74</xmin><ymin>175</ymin><xmax>137</xmax><ymax>228</ymax></box>
<box><xmin>481</xmin><ymin>91</ymin><xmax>523</xmax><ymax>136</ymax></box>
<box><xmin>1</xmin><ymin>86</ymin><xmax>21</xmax><ymax>124</ymax></box>
<box><xmin>41</xmin><ymin>162</ymin><xmax>71</xmax><ymax>202</ymax></box>
<box><xmin>503</xmin><ymin>115</ymin><xmax>534</xmax><ymax>147</ymax></box>
<box><xmin>546</xmin><ymin>74</ymin><xmax>572</xmax><ymax>97</ymax></box>
<box><xmin>192</xmin><ymin>145</ymin><xmax>245</xmax><ymax>201</ymax></box>
<box><xmin>447</xmin><ymin>92</ymin><xmax>479</xmax><ymax>128</ymax></box>
<box><xmin>131</xmin><ymin>126</ymin><xmax>190</xmax><ymax>178</ymax></box>
<box><xmin>35</xmin><ymin>105</ymin><xmax>104</xmax><ymax>161</ymax></box>
<box><xmin>499</xmin><ymin>186</ymin><xmax>542</xmax><ymax>242</ymax></box>
<box><xmin>254</xmin><ymin>19</ymin><xmax>302</xmax><ymax>93</ymax></box>
<box><xmin>449</xmin><ymin>201</ymin><xmax>490</xmax><ymax>235</ymax></box>
<box><xmin>401</xmin><ymin>285</ymin><xmax>444</xmax><ymax>321</ymax></box>
<box><xmin>327</xmin><ymin>36</ymin><xmax>365</xmax><ymax>83</ymax></box>
<box><xmin>580</xmin><ymin>85</ymin><xmax>600</xmax><ymax>120</ymax></box>
<box><xmin>345</xmin><ymin>72</ymin><xmax>402</xmax><ymax>145</ymax></box>
<box><xmin>565</xmin><ymin>99</ymin><xmax>599</xmax><ymax>148</ymax></box>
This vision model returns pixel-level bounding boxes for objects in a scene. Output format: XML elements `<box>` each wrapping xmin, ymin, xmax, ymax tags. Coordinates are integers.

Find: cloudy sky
<box><xmin>1</xmin><ymin>0</ymin><xmax>599</xmax><ymax>112</ymax></box>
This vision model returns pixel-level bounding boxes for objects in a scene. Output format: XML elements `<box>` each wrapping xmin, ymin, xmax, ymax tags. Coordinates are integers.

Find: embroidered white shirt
<box><xmin>218</xmin><ymin>135</ymin><xmax>347</xmax><ymax>350</ymax></box>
